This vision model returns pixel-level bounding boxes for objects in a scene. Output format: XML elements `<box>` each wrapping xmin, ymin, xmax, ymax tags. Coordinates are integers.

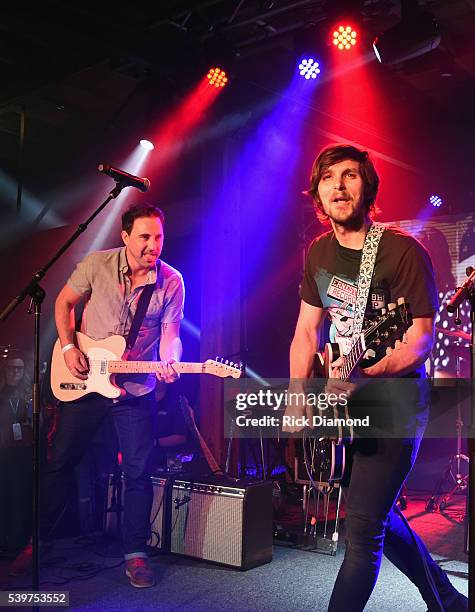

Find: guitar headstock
<box><xmin>203</xmin><ymin>358</ymin><xmax>243</xmax><ymax>379</ymax></box>
<box><xmin>364</xmin><ymin>297</ymin><xmax>413</xmax><ymax>354</ymax></box>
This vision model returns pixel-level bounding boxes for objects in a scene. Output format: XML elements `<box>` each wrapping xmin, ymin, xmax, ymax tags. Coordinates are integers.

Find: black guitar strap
<box><xmin>125</xmin><ymin>261</ymin><xmax>161</xmax><ymax>352</ymax></box>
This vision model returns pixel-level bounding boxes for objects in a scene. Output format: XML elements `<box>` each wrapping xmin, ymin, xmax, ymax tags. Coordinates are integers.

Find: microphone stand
<box><xmin>0</xmin><ymin>182</ymin><xmax>125</xmax><ymax>607</ymax></box>
<box><xmin>445</xmin><ymin>267</ymin><xmax>475</xmax><ymax>606</ymax></box>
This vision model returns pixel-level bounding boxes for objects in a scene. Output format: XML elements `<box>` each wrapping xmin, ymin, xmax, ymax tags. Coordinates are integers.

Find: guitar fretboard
<box><xmin>108</xmin><ymin>361</ymin><xmax>206</xmax><ymax>374</ymax></box>
<box><xmin>341</xmin><ymin>336</ymin><xmax>365</xmax><ymax>381</ymax></box>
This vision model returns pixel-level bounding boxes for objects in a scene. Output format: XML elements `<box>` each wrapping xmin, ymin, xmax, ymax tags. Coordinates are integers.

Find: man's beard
<box><xmin>328</xmin><ymin>206</ymin><xmax>367</xmax><ymax>231</ymax></box>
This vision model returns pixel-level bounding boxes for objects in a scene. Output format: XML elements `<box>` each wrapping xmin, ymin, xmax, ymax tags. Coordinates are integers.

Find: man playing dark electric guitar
<box><xmin>287</xmin><ymin>144</ymin><xmax>467</xmax><ymax>611</ymax></box>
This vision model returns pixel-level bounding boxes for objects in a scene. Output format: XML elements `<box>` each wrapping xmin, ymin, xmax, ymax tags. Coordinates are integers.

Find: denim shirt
<box><xmin>67</xmin><ymin>246</ymin><xmax>184</xmax><ymax>397</ymax></box>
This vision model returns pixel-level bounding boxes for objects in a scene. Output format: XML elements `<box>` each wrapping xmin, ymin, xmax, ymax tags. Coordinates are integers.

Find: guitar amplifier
<box><xmin>169</xmin><ymin>477</ymin><xmax>273</xmax><ymax>570</ymax></box>
<box><xmin>104</xmin><ymin>473</ymin><xmax>169</xmax><ymax>550</ymax></box>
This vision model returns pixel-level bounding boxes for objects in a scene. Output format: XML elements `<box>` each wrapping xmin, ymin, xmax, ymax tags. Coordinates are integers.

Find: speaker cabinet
<box><xmin>169</xmin><ymin>478</ymin><xmax>273</xmax><ymax>570</ymax></box>
<box><xmin>105</xmin><ymin>473</ymin><xmax>169</xmax><ymax>550</ymax></box>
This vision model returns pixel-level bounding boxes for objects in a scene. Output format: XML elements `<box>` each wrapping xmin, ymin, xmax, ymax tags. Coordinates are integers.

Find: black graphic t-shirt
<box><xmin>300</xmin><ymin>225</ymin><xmax>438</xmax><ymax>367</ymax></box>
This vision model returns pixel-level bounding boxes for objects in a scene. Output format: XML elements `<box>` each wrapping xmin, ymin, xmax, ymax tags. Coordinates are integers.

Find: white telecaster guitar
<box><xmin>51</xmin><ymin>332</ymin><xmax>242</xmax><ymax>402</ymax></box>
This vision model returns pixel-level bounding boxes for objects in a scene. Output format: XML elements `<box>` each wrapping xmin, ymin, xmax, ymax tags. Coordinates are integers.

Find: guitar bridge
<box><xmin>59</xmin><ymin>383</ymin><xmax>88</xmax><ymax>390</ymax></box>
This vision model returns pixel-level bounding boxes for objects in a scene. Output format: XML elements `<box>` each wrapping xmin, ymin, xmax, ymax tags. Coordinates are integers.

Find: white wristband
<box><xmin>61</xmin><ymin>344</ymin><xmax>76</xmax><ymax>354</ymax></box>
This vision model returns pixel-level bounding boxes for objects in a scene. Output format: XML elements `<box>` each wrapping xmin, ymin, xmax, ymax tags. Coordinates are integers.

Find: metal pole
<box><xmin>16</xmin><ymin>105</ymin><xmax>26</xmax><ymax>213</ymax></box>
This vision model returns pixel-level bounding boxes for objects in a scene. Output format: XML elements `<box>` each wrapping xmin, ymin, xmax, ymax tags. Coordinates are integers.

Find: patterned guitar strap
<box><xmin>352</xmin><ymin>222</ymin><xmax>386</xmax><ymax>341</ymax></box>
<box><xmin>335</xmin><ymin>221</ymin><xmax>385</xmax><ymax>443</ymax></box>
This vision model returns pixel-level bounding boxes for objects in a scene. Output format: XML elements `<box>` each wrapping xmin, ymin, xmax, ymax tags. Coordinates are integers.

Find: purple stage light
<box><xmin>429</xmin><ymin>194</ymin><xmax>443</xmax><ymax>208</ymax></box>
<box><xmin>298</xmin><ymin>58</ymin><xmax>321</xmax><ymax>80</ymax></box>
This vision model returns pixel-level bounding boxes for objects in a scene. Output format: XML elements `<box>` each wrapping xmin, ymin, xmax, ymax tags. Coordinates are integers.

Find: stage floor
<box><xmin>1</xmin><ymin>494</ymin><xmax>468</xmax><ymax>611</ymax></box>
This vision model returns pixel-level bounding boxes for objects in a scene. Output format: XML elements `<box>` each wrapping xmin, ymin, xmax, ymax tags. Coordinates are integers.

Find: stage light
<box><xmin>298</xmin><ymin>58</ymin><xmax>321</xmax><ymax>80</ymax></box>
<box><xmin>333</xmin><ymin>25</ymin><xmax>357</xmax><ymax>50</ymax></box>
<box><xmin>373</xmin><ymin>9</ymin><xmax>440</xmax><ymax>65</ymax></box>
<box><xmin>429</xmin><ymin>194</ymin><xmax>443</xmax><ymax>208</ymax></box>
<box><xmin>140</xmin><ymin>139</ymin><xmax>154</xmax><ymax>151</ymax></box>
<box><xmin>207</xmin><ymin>67</ymin><xmax>228</xmax><ymax>88</ymax></box>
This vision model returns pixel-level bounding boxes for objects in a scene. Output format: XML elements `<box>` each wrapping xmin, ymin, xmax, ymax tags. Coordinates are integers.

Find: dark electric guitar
<box><xmin>309</xmin><ymin>297</ymin><xmax>413</xmax><ymax>484</ymax></box>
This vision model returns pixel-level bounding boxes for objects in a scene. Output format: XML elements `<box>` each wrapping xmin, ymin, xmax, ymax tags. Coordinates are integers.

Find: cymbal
<box><xmin>436</xmin><ymin>327</ymin><xmax>471</xmax><ymax>342</ymax></box>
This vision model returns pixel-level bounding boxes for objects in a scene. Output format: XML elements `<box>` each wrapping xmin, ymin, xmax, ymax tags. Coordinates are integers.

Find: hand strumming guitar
<box><xmin>63</xmin><ymin>346</ymin><xmax>89</xmax><ymax>380</ymax></box>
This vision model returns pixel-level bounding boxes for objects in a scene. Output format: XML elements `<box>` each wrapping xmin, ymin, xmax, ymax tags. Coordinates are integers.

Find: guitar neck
<box><xmin>108</xmin><ymin>361</ymin><xmax>206</xmax><ymax>374</ymax></box>
<box><xmin>327</xmin><ymin>300</ymin><xmax>411</xmax><ymax>382</ymax></box>
<box><xmin>340</xmin><ymin>337</ymin><xmax>366</xmax><ymax>381</ymax></box>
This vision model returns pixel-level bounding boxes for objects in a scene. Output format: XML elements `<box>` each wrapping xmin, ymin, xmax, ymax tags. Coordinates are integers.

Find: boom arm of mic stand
<box><xmin>446</xmin><ymin>268</ymin><xmax>475</xmax><ymax>313</ymax></box>
<box><xmin>0</xmin><ymin>184</ymin><xmax>124</xmax><ymax>322</ymax></box>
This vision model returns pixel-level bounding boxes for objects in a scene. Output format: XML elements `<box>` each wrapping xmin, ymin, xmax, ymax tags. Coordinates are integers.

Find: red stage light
<box><xmin>207</xmin><ymin>67</ymin><xmax>228</xmax><ymax>88</ymax></box>
<box><xmin>332</xmin><ymin>25</ymin><xmax>357</xmax><ymax>50</ymax></box>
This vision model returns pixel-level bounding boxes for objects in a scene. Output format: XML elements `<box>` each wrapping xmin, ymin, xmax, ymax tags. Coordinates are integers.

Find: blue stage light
<box><xmin>298</xmin><ymin>58</ymin><xmax>321</xmax><ymax>80</ymax></box>
<box><xmin>429</xmin><ymin>194</ymin><xmax>443</xmax><ymax>207</ymax></box>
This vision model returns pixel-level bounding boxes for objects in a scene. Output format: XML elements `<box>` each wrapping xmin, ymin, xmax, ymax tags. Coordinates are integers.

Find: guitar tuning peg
<box><xmin>225</xmin><ymin>360</ymin><xmax>229</xmax><ymax>365</ymax></box>
<box><xmin>364</xmin><ymin>349</ymin><xmax>376</xmax><ymax>359</ymax></box>
<box><xmin>387</xmin><ymin>302</ymin><xmax>396</xmax><ymax>311</ymax></box>
<box><xmin>397</xmin><ymin>297</ymin><xmax>406</xmax><ymax>305</ymax></box>
<box><xmin>380</xmin><ymin>308</ymin><xmax>387</xmax><ymax>315</ymax></box>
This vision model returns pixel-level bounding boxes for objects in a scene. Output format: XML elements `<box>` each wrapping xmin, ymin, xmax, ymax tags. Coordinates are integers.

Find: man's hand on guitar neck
<box><xmin>329</xmin><ymin>338</ymin><xmax>403</xmax><ymax>385</ymax></box>
<box><xmin>155</xmin><ymin>359</ymin><xmax>179</xmax><ymax>383</ymax></box>
<box><xmin>63</xmin><ymin>346</ymin><xmax>89</xmax><ymax>381</ymax></box>
<box><xmin>326</xmin><ymin>355</ymin><xmax>357</xmax><ymax>399</ymax></box>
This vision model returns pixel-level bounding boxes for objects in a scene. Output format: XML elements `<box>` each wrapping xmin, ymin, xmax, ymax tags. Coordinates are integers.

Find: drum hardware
<box><xmin>426</xmin><ymin>337</ymin><xmax>468</xmax><ymax>513</ymax></box>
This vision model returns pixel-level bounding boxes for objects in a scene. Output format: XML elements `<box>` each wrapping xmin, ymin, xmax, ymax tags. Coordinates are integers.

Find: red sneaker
<box><xmin>125</xmin><ymin>557</ymin><xmax>155</xmax><ymax>588</ymax></box>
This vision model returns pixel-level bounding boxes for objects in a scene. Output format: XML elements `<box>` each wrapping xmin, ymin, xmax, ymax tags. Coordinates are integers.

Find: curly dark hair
<box><xmin>307</xmin><ymin>144</ymin><xmax>380</xmax><ymax>224</ymax></box>
<box><xmin>121</xmin><ymin>203</ymin><xmax>165</xmax><ymax>235</ymax></box>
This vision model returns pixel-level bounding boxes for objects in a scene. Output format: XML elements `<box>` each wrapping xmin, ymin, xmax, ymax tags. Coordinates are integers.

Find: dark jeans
<box><xmin>74</xmin><ymin>415</ymin><xmax>118</xmax><ymax>536</ymax></box>
<box><xmin>328</xmin><ymin>436</ymin><xmax>460</xmax><ymax>611</ymax></box>
<box><xmin>41</xmin><ymin>393</ymin><xmax>155</xmax><ymax>556</ymax></box>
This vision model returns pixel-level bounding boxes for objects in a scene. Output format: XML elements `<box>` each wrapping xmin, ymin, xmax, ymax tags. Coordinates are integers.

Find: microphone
<box><xmin>98</xmin><ymin>164</ymin><xmax>150</xmax><ymax>193</ymax></box>
<box><xmin>446</xmin><ymin>266</ymin><xmax>475</xmax><ymax>313</ymax></box>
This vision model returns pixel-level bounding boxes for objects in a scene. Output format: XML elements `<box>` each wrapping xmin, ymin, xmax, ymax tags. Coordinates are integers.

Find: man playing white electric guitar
<box><xmin>46</xmin><ymin>203</ymin><xmax>183</xmax><ymax>588</ymax></box>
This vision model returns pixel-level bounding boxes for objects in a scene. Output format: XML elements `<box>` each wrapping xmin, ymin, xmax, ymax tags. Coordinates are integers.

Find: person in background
<box><xmin>0</xmin><ymin>354</ymin><xmax>33</xmax><ymax>555</ymax></box>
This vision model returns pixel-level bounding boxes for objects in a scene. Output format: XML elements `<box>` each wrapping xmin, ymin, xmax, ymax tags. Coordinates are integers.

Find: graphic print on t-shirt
<box><xmin>317</xmin><ymin>272</ymin><xmax>390</xmax><ymax>355</ymax></box>
<box><xmin>370</xmin><ymin>290</ymin><xmax>386</xmax><ymax>311</ymax></box>
<box><xmin>300</xmin><ymin>227</ymin><xmax>439</xmax><ymax>367</ymax></box>
<box><xmin>327</xmin><ymin>275</ymin><xmax>357</xmax><ymax>306</ymax></box>
<box><xmin>317</xmin><ymin>271</ymin><xmax>358</xmax><ymax>354</ymax></box>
